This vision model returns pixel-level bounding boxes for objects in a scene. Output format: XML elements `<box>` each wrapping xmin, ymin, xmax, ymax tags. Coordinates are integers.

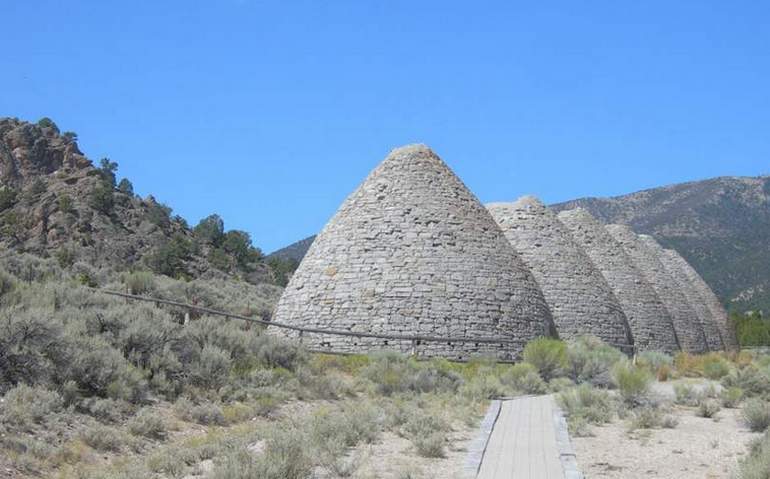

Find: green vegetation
<box><xmin>522</xmin><ymin>337</ymin><xmax>567</xmax><ymax>381</ymax></box>
<box><xmin>738</xmin><ymin>430</ymin><xmax>770</xmax><ymax>479</ymax></box>
<box><xmin>89</xmin><ymin>181</ymin><xmax>114</xmax><ymax>214</ymax></box>
<box><xmin>117</xmin><ymin>178</ymin><xmax>134</xmax><ymax>195</ymax></box>
<box><xmin>742</xmin><ymin>398</ymin><xmax>770</xmax><ymax>432</ymax></box>
<box><xmin>733</xmin><ymin>311</ymin><xmax>770</xmax><ymax>347</ymax></box>
<box><xmin>0</xmin><ymin>187</ymin><xmax>18</xmax><ymax>211</ymax></box>
<box><xmin>611</xmin><ymin>360</ymin><xmax>652</xmax><ymax>405</ymax></box>
<box><xmin>36</xmin><ymin>117</ymin><xmax>59</xmax><ymax>133</ymax></box>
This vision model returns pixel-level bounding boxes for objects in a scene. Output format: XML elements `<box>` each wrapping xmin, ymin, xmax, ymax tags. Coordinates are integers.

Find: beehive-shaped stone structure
<box><xmin>638</xmin><ymin>235</ymin><xmax>727</xmax><ymax>351</ymax></box>
<box><xmin>606</xmin><ymin>225</ymin><xmax>707</xmax><ymax>353</ymax></box>
<box><xmin>487</xmin><ymin>197</ymin><xmax>633</xmax><ymax>351</ymax></box>
<box><xmin>661</xmin><ymin>248</ymin><xmax>738</xmax><ymax>350</ymax></box>
<box><xmin>272</xmin><ymin>145</ymin><xmax>555</xmax><ymax>360</ymax></box>
<box><xmin>557</xmin><ymin>209</ymin><xmax>679</xmax><ymax>353</ymax></box>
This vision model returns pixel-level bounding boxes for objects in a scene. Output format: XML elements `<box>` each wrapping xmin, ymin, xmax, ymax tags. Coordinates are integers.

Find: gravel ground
<box><xmin>572</xmin><ymin>387</ymin><xmax>762</xmax><ymax>479</ymax></box>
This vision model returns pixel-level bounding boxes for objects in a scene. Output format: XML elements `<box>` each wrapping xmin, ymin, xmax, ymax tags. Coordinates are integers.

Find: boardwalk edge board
<box><xmin>463</xmin><ymin>399</ymin><xmax>503</xmax><ymax>478</ymax></box>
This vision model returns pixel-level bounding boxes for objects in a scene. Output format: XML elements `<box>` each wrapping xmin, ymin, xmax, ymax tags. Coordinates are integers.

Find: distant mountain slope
<box><xmin>274</xmin><ymin>176</ymin><xmax>770</xmax><ymax>313</ymax></box>
<box><xmin>267</xmin><ymin>235</ymin><xmax>316</xmax><ymax>263</ymax></box>
<box><xmin>550</xmin><ymin>176</ymin><xmax>770</xmax><ymax>313</ymax></box>
<box><xmin>0</xmin><ymin>117</ymin><xmax>276</xmax><ymax>284</ymax></box>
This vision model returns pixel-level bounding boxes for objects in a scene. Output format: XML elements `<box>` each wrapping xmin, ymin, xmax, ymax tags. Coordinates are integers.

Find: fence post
<box><xmin>298</xmin><ymin>330</ymin><xmax>304</xmax><ymax>345</ymax></box>
<box><xmin>410</xmin><ymin>339</ymin><xmax>418</xmax><ymax>357</ymax></box>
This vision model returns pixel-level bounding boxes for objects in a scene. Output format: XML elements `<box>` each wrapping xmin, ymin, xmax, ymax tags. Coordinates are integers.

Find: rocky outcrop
<box><xmin>607</xmin><ymin>225</ymin><xmax>707</xmax><ymax>353</ymax></box>
<box><xmin>272</xmin><ymin>145</ymin><xmax>555</xmax><ymax>360</ymax></box>
<box><xmin>639</xmin><ymin>235</ymin><xmax>725</xmax><ymax>351</ymax></box>
<box><xmin>558</xmin><ymin>208</ymin><xmax>679</xmax><ymax>353</ymax></box>
<box><xmin>487</xmin><ymin>197</ymin><xmax>633</xmax><ymax>352</ymax></box>
<box><xmin>0</xmin><ymin>117</ymin><xmax>275</xmax><ymax>285</ymax></box>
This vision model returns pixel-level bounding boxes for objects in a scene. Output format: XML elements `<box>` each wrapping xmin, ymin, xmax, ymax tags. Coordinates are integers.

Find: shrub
<box><xmin>190</xmin><ymin>344</ymin><xmax>232</xmax><ymax>390</ymax></box>
<box><xmin>254</xmin><ymin>334</ymin><xmax>306</xmax><ymax>371</ymax></box>
<box><xmin>737</xmin><ymin>430</ymin><xmax>770</xmax><ymax>479</ymax></box>
<box><xmin>117</xmin><ymin>178</ymin><xmax>134</xmax><ymax>195</ymax></box>
<box><xmin>629</xmin><ymin>406</ymin><xmax>665</xmax><ymax>430</ymax></box>
<box><xmin>401</xmin><ymin>411</ymin><xmax>448</xmax><ymax>458</ymax></box>
<box><xmin>210</xmin><ymin>427</ymin><xmax>313</xmax><ymax>479</ymax></box>
<box><xmin>0</xmin><ymin>308</ymin><xmax>68</xmax><ymax>388</ymax></box>
<box><xmin>0</xmin><ymin>269</ymin><xmax>15</xmax><ymax>297</ymax></box>
<box><xmin>89</xmin><ymin>182</ymin><xmax>114</xmax><ymax>214</ymax></box>
<box><xmin>499</xmin><ymin>362</ymin><xmax>546</xmax><ymax>394</ymax></box>
<box><xmin>311</xmin><ymin>401</ymin><xmax>382</xmax><ymax>448</ymax></box>
<box><xmin>128</xmin><ymin>408</ymin><xmax>167</xmax><ymax>439</ymax></box>
<box><xmin>81</xmin><ymin>425</ymin><xmax>124</xmax><ymax>451</ymax></box>
<box><xmin>721</xmin><ymin>387</ymin><xmax>744</xmax><ymax>408</ymax></box>
<box><xmin>674</xmin><ymin>352</ymin><xmax>704</xmax><ymax>377</ymax></box>
<box><xmin>637</xmin><ymin>351</ymin><xmax>673</xmax><ymax>381</ymax></box>
<box><xmin>0</xmin><ymin>384</ymin><xmax>63</xmax><ymax>427</ymax></box>
<box><xmin>80</xmin><ymin>397</ymin><xmax>129</xmax><ymax>423</ymax></box>
<box><xmin>742</xmin><ymin>399</ymin><xmax>770</xmax><ymax>432</ymax></box>
<box><xmin>459</xmin><ymin>371</ymin><xmax>506</xmax><ymax>400</ymax></box>
<box><xmin>702</xmin><ymin>354</ymin><xmax>731</xmax><ymax>379</ymax></box>
<box><xmin>673</xmin><ymin>383</ymin><xmax>700</xmax><ymax>406</ymax></box>
<box><xmin>557</xmin><ymin>384</ymin><xmax>616</xmax><ymax>425</ymax></box>
<box><xmin>612</xmin><ymin>360</ymin><xmax>652</xmax><ymax>405</ymax></box>
<box><xmin>566</xmin><ymin>337</ymin><xmax>625</xmax><ymax>387</ymax></box>
<box><xmin>173</xmin><ymin>398</ymin><xmax>226</xmax><ymax>426</ymax></box>
<box><xmin>722</xmin><ymin>365</ymin><xmax>770</xmax><ymax>397</ymax></box>
<box><xmin>523</xmin><ymin>338</ymin><xmax>567</xmax><ymax>381</ymax></box>
<box><xmin>0</xmin><ymin>187</ymin><xmax>18</xmax><ymax>211</ymax></box>
<box><xmin>697</xmin><ymin>399</ymin><xmax>721</xmax><ymax>418</ymax></box>
<box><xmin>362</xmin><ymin>352</ymin><xmax>461</xmax><ymax>396</ymax></box>
<box><xmin>123</xmin><ymin>271</ymin><xmax>155</xmax><ymax>295</ymax></box>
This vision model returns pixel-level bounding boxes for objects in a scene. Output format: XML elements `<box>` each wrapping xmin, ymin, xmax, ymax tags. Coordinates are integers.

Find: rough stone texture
<box><xmin>487</xmin><ymin>197</ymin><xmax>633</xmax><ymax>352</ymax></box>
<box><xmin>606</xmin><ymin>225</ymin><xmax>708</xmax><ymax>353</ymax></box>
<box><xmin>557</xmin><ymin>208</ymin><xmax>679</xmax><ymax>353</ymax></box>
<box><xmin>639</xmin><ymin>235</ymin><xmax>725</xmax><ymax>351</ymax></box>
<box><xmin>272</xmin><ymin>145</ymin><xmax>555</xmax><ymax>360</ymax></box>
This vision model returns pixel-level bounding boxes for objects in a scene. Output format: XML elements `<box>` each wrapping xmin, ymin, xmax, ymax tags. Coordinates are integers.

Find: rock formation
<box><xmin>606</xmin><ymin>225</ymin><xmax>707</xmax><ymax>353</ymax></box>
<box><xmin>272</xmin><ymin>145</ymin><xmax>555</xmax><ymax>360</ymax></box>
<box><xmin>638</xmin><ymin>235</ymin><xmax>727</xmax><ymax>351</ymax></box>
<box><xmin>487</xmin><ymin>197</ymin><xmax>633</xmax><ymax>352</ymax></box>
<box><xmin>557</xmin><ymin>208</ymin><xmax>679</xmax><ymax>353</ymax></box>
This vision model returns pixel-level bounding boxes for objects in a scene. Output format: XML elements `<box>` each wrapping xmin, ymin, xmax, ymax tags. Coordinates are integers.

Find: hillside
<box><xmin>551</xmin><ymin>175</ymin><xmax>770</xmax><ymax>313</ymax></box>
<box><xmin>273</xmin><ymin>176</ymin><xmax>770</xmax><ymax>314</ymax></box>
<box><xmin>0</xmin><ymin>117</ymin><xmax>276</xmax><ymax>285</ymax></box>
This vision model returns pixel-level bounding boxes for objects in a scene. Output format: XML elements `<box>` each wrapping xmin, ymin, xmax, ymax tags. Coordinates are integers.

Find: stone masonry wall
<box><xmin>662</xmin><ymin>248</ymin><xmax>738</xmax><ymax>350</ymax></box>
<box><xmin>271</xmin><ymin>145</ymin><xmax>555</xmax><ymax>361</ymax></box>
<box><xmin>557</xmin><ymin>209</ymin><xmax>679</xmax><ymax>353</ymax></box>
<box><xmin>639</xmin><ymin>235</ymin><xmax>725</xmax><ymax>351</ymax></box>
<box><xmin>607</xmin><ymin>225</ymin><xmax>707</xmax><ymax>353</ymax></box>
<box><xmin>487</xmin><ymin>197</ymin><xmax>633</xmax><ymax>352</ymax></box>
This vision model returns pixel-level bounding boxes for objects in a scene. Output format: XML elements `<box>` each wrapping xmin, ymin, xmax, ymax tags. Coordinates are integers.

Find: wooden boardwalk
<box><xmin>475</xmin><ymin>395</ymin><xmax>581</xmax><ymax>479</ymax></box>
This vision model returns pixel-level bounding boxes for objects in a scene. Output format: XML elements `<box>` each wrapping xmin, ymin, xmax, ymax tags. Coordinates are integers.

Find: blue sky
<box><xmin>4</xmin><ymin>1</ymin><xmax>769</xmax><ymax>252</ymax></box>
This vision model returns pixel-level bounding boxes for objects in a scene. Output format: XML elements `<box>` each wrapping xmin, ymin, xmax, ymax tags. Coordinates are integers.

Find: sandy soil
<box><xmin>327</xmin><ymin>421</ymin><xmax>475</xmax><ymax>479</ymax></box>
<box><xmin>572</xmin><ymin>392</ymin><xmax>761</xmax><ymax>478</ymax></box>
